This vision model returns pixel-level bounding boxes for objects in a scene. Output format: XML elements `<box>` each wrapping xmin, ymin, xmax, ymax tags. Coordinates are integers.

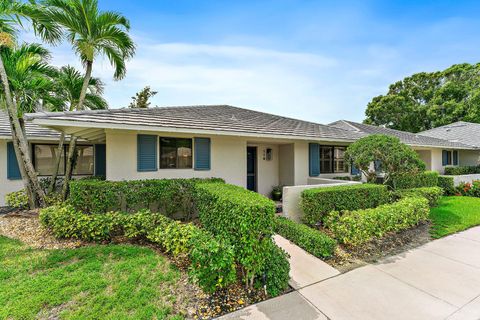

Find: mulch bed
<box><xmin>327</xmin><ymin>222</ymin><xmax>433</xmax><ymax>273</ymax></box>
<box><xmin>0</xmin><ymin>208</ymin><xmax>269</xmax><ymax>319</ymax></box>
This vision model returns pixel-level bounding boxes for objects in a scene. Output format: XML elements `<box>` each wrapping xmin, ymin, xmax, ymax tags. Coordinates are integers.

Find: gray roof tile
<box><xmin>0</xmin><ymin>110</ymin><xmax>59</xmax><ymax>139</ymax></box>
<box><xmin>418</xmin><ymin>121</ymin><xmax>480</xmax><ymax>148</ymax></box>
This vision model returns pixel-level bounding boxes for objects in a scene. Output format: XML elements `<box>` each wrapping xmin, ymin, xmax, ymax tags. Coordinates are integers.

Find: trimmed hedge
<box><xmin>274</xmin><ymin>217</ymin><xmax>336</xmax><ymax>258</ymax></box>
<box><xmin>69</xmin><ymin>178</ymin><xmax>224</xmax><ymax>216</ymax></box>
<box><xmin>5</xmin><ymin>190</ymin><xmax>29</xmax><ymax>209</ymax></box>
<box><xmin>438</xmin><ymin>176</ymin><xmax>455</xmax><ymax>195</ymax></box>
<box><xmin>301</xmin><ymin>184</ymin><xmax>390</xmax><ymax>225</ymax></box>
<box><xmin>39</xmin><ymin>204</ymin><xmax>237</xmax><ymax>293</ymax></box>
<box><xmin>393</xmin><ymin>187</ymin><xmax>443</xmax><ymax>207</ymax></box>
<box><xmin>324</xmin><ymin>197</ymin><xmax>429</xmax><ymax>246</ymax></box>
<box><xmin>260</xmin><ymin>241</ymin><xmax>290</xmax><ymax>296</ymax></box>
<box><xmin>390</xmin><ymin>171</ymin><xmax>439</xmax><ymax>189</ymax></box>
<box><xmin>444</xmin><ymin>165</ymin><xmax>480</xmax><ymax>175</ymax></box>
<box><xmin>194</xmin><ymin>182</ymin><xmax>289</xmax><ymax>292</ymax></box>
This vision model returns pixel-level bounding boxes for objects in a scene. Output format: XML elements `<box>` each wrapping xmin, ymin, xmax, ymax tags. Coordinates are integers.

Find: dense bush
<box><xmin>5</xmin><ymin>190</ymin><xmax>29</xmax><ymax>209</ymax></box>
<box><xmin>274</xmin><ymin>217</ymin><xmax>336</xmax><ymax>258</ymax></box>
<box><xmin>301</xmin><ymin>184</ymin><xmax>391</xmax><ymax>225</ymax></box>
<box><xmin>438</xmin><ymin>176</ymin><xmax>455</xmax><ymax>195</ymax></box>
<box><xmin>69</xmin><ymin>178</ymin><xmax>224</xmax><ymax>216</ymax></box>
<box><xmin>454</xmin><ymin>181</ymin><xmax>480</xmax><ymax>197</ymax></box>
<box><xmin>259</xmin><ymin>241</ymin><xmax>290</xmax><ymax>296</ymax></box>
<box><xmin>194</xmin><ymin>182</ymin><xmax>284</xmax><ymax>290</ymax></box>
<box><xmin>324</xmin><ymin>197</ymin><xmax>429</xmax><ymax>246</ymax></box>
<box><xmin>392</xmin><ymin>187</ymin><xmax>443</xmax><ymax>207</ymax></box>
<box><xmin>444</xmin><ymin>165</ymin><xmax>480</xmax><ymax>175</ymax></box>
<box><xmin>390</xmin><ymin>171</ymin><xmax>439</xmax><ymax>189</ymax></box>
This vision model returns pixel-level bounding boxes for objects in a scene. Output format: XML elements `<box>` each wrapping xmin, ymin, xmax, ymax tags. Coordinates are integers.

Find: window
<box><xmin>334</xmin><ymin>147</ymin><xmax>347</xmax><ymax>173</ymax></box>
<box><xmin>319</xmin><ymin>146</ymin><xmax>349</xmax><ymax>173</ymax></box>
<box><xmin>320</xmin><ymin>146</ymin><xmax>333</xmax><ymax>173</ymax></box>
<box><xmin>33</xmin><ymin>144</ymin><xmax>93</xmax><ymax>176</ymax></box>
<box><xmin>160</xmin><ymin>137</ymin><xmax>192</xmax><ymax>169</ymax></box>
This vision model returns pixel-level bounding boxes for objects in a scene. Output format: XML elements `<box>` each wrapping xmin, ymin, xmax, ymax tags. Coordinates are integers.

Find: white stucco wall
<box><xmin>459</xmin><ymin>150</ymin><xmax>480</xmax><ymax>166</ymax></box>
<box><xmin>293</xmin><ymin>141</ymin><xmax>309</xmax><ymax>185</ymax></box>
<box><xmin>416</xmin><ymin>150</ymin><xmax>432</xmax><ymax>170</ymax></box>
<box><xmin>0</xmin><ymin>140</ymin><xmax>23</xmax><ymax>206</ymax></box>
<box><xmin>250</xmin><ymin>143</ymin><xmax>279</xmax><ymax>196</ymax></box>
<box><xmin>279</xmin><ymin>144</ymin><xmax>295</xmax><ymax>186</ymax></box>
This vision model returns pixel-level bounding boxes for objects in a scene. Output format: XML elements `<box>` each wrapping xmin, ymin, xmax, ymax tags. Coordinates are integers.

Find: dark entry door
<box><xmin>247</xmin><ymin>146</ymin><xmax>257</xmax><ymax>192</ymax></box>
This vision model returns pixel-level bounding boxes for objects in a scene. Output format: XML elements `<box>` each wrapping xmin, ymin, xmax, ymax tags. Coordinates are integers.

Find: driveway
<box><xmin>220</xmin><ymin>226</ymin><xmax>480</xmax><ymax>320</ymax></box>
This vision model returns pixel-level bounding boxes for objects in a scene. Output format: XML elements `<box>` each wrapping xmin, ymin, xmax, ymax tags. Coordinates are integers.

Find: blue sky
<box><xmin>30</xmin><ymin>0</ymin><xmax>480</xmax><ymax>123</ymax></box>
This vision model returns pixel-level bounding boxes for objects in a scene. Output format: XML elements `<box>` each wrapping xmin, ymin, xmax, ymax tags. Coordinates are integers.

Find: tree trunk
<box><xmin>61</xmin><ymin>60</ymin><xmax>93</xmax><ymax>200</ymax></box>
<box><xmin>48</xmin><ymin>132</ymin><xmax>65</xmax><ymax>194</ymax></box>
<box><xmin>0</xmin><ymin>54</ymin><xmax>45</xmax><ymax>207</ymax></box>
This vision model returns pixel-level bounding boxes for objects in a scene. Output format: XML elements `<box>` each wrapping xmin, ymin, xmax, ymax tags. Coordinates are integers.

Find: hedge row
<box><xmin>390</xmin><ymin>171</ymin><xmax>439</xmax><ymax>189</ymax></box>
<box><xmin>324</xmin><ymin>197</ymin><xmax>430</xmax><ymax>246</ymax></box>
<box><xmin>274</xmin><ymin>216</ymin><xmax>336</xmax><ymax>258</ymax></box>
<box><xmin>301</xmin><ymin>184</ymin><xmax>390</xmax><ymax>225</ymax></box>
<box><xmin>69</xmin><ymin>178</ymin><xmax>224</xmax><ymax>217</ymax></box>
<box><xmin>438</xmin><ymin>176</ymin><xmax>455</xmax><ymax>195</ymax></box>
<box><xmin>444</xmin><ymin>165</ymin><xmax>480</xmax><ymax>175</ymax></box>
<box><xmin>194</xmin><ymin>182</ymin><xmax>289</xmax><ymax>293</ymax></box>
<box><xmin>39</xmin><ymin>205</ymin><xmax>236</xmax><ymax>293</ymax></box>
<box><xmin>392</xmin><ymin>187</ymin><xmax>443</xmax><ymax>207</ymax></box>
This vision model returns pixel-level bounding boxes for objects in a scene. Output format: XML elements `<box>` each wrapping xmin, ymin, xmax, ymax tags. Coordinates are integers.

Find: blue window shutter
<box><xmin>309</xmin><ymin>143</ymin><xmax>320</xmax><ymax>176</ymax></box>
<box><xmin>7</xmin><ymin>142</ymin><xmax>21</xmax><ymax>180</ymax></box>
<box><xmin>94</xmin><ymin>144</ymin><xmax>106</xmax><ymax>176</ymax></box>
<box><xmin>453</xmin><ymin>150</ymin><xmax>458</xmax><ymax>165</ymax></box>
<box><xmin>137</xmin><ymin>135</ymin><xmax>157</xmax><ymax>171</ymax></box>
<box><xmin>194</xmin><ymin>137</ymin><xmax>210</xmax><ymax>170</ymax></box>
<box><xmin>351</xmin><ymin>162</ymin><xmax>360</xmax><ymax>175</ymax></box>
<box><xmin>442</xmin><ymin>150</ymin><xmax>448</xmax><ymax>166</ymax></box>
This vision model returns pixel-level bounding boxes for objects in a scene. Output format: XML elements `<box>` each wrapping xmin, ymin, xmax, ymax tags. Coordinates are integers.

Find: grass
<box><xmin>430</xmin><ymin>196</ymin><xmax>480</xmax><ymax>238</ymax></box>
<box><xmin>0</xmin><ymin>236</ymin><xmax>185</xmax><ymax>320</ymax></box>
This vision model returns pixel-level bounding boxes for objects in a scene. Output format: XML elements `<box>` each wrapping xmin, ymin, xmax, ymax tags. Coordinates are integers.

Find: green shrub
<box><xmin>259</xmin><ymin>241</ymin><xmax>290</xmax><ymax>297</ymax></box>
<box><xmin>194</xmin><ymin>182</ymin><xmax>279</xmax><ymax>288</ymax></box>
<box><xmin>392</xmin><ymin>187</ymin><xmax>443</xmax><ymax>207</ymax></box>
<box><xmin>5</xmin><ymin>190</ymin><xmax>29</xmax><ymax>209</ymax></box>
<box><xmin>438</xmin><ymin>176</ymin><xmax>455</xmax><ymax>195</ymax></box>
<box><xmin>454</xmin><ymin>180</ymin><xmax>480</xmax><ymax>197</ymax></box>
<box><xmin>274</xmin><ymin>217</ymin><xmax>336</xmax><ymax>258</ymax></box>
<box><xmin>301</xmin><ymin>184</ymin><xmax>390</xmax><ymax>225</ymax></box>
<box><xmin>444</xmin><ymin>165</ymin><xmax>480</xmax><ymax>175</ymax></box>
<box><xmin>390</xmin><ymin>171</ymin><xmax>439</xmax><ymax>189</ymax></box>
<box><xmin>324</xmin><ymin>197</ymin><xmax>429</xmax><ymax>246</ymax></box>
<box><xmin>148</xmin><ymin>222</ymin><xmax>197</xmax><ymax>256</ymax></box>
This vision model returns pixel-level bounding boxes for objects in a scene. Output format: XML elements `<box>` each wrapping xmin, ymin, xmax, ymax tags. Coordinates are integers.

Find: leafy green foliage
<box><xmin>128</xmin><ymin>86</ymin><xmax>157</xmax><ymax>108</ymax></box>
<box><xmin>301</xmin><ymin>183</ymin><xmax>391</xmax><ymax>225</ymax></box>
<box><xmin>390</xmin><ymin>171</ymin><xmax>439</xmax><ymax>190</ymax></box>
<box><xmin>444</xmin><ymin>165</ymin><xmax>480</xmax><ymax>175</ymax></box>
<box><xmin>437</xmin><ymin>176</ymin><xmax>455</xmax><ymax>195</ymax></box>
<box><xmin>324</xmin><ymin>197</ymin><xmax>430</xmax><ymax>246</ymax></box>
<box><xmin>454</xmin><ymin>181</ymin><xmax>480</xmax><ymax>197</ymax></box>
<box><xmin>258</xmin><ymin>241</ymin><xmax>290</xmax><ymax>297</ymax></box>
<box><xmin>274</xmin><ymin>217</ymin><xmax>336</xmax><ymax>258</ymax></box>
<box><xmin>430</xmin><ymin>196</ymin><xmax>480</xmax><ymax>238</ymax></box>
<box><xmin>392</xmin><ymin>186</ymin><xmax>444</xmax><ymax>207</ymax></box>
<box><xmin>345</xmin><ymin>134</ymin><xmax>426</xmax><ymax>184</ymax></box>
<box><xmin>5</xmin><ymin>189</ymin><xmax>29</xmax><ymax>209</ymax></box>
<box><xmin>364</xmin><ymin>63</ymin><xmax>480</xmax><ymax>133</ymax></box>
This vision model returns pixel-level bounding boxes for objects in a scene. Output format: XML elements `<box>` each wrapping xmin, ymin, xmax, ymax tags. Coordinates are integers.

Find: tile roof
<box><xmin>418</xmin><ymin>121</ymin><xmax>480</xmax><ymax>148</ymax></box>
<box><xmin>0</xmin><ymin>110</ymin><xmax>60</xmax><ymax>139</ymax></box>
<box><xmin>329</xmin><ymin>120</ymin><xmax>477</xmax><ymax>149</ymax></box>
<box><xmin>26</xmin><ymin>105</ymin><xmax>366</xmax><ymax>141</ymax></box>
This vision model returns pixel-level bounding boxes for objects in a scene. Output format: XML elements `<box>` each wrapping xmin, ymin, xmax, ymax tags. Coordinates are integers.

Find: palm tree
<box><xmin>48</xmin><ymin>65</ymin><xmax>108</xmax><ymax>192</ymax></box>
<box><xmin>0</xmin><ymin>0</ymin><xmax>61</xmax><ymax>208</ymax></box>
<box><xmin>43</xmin><ymin>0</ymin><xmax>135</xmax><ymax>199</ymax></box>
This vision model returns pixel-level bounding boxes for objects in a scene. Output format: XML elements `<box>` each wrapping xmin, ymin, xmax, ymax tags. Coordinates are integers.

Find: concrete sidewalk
<box><xmin>220</xmin><ymin>227</ymin><xmax>480</xmax><ymax>320</ymax></box>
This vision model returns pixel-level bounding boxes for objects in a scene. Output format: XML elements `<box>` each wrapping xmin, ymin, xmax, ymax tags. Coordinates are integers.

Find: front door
<box><xmin>247</xmin><ymin>146</ymin><xmax>257</xmax><ymax>192</ymax></box>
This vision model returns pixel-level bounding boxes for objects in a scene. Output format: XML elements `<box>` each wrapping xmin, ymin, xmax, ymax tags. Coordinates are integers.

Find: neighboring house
<box><xmin>330</xmin><ymin>120</ymin><xmax>479</xmax><ymax>173</ymax></box>
<box><xmin>0</xmin><ymin>111</ymin><xmax>105</xmax><ymax>205</ymax></box>
<box><xmin>1</xmin><ymin>105</ymin><xmax>478</xmax><ymax>205</ymax></box>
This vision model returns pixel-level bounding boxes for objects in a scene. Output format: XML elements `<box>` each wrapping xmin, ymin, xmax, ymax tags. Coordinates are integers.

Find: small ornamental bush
<box><xmin>390</xmin><ymin>171</ymin><xmax>439</xmax><ymax>190</ymax></box>
<box><xmin>274</xmin><ymin>217</ymin><xmax>336</xmax><ymax>258</ymax></box>
<box><xmin>392</xmin><ymin>187</ymin><xmax>443</xmax><ymax>207</ymax></box>
<box><xmin>454</xmin><ymin>181</ymin><xmax>480</xmax><ymax>197</ymax></box>
<box><xmin>5</xmin><ymin>190</ymin><xmax>29</xmax><ymax>209</ymax></box>
<box><xmin>301</xmin><ymin>184</ymin><xmax>390</xmax><ymax>225</ymax></box>
<box><xmin>438</xmin><ymin>176</ymin><xmax>455</xmax><ymax>195</ymax></box>
<box><xmin>259</xmin><ymin>241</ymin><xmax>290</xmax><ymax>297</ymax></box>
<box><xmin>324</xmin><ymin>197</ymin><xmax>429</xmax><ymax>246</ymax></box>
<box><xmin>444</xmin><ymin>165</ymin><xmax>480</xmax><ymax>175</ymax></box>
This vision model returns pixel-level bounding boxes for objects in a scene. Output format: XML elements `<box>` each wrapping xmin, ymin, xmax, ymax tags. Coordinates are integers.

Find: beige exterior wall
<box><xmin>415</xmin><ymin>150</ymin><xmax>432</xmax><ymax>170</ymax></box>
<box><xmin>279</xmin><ymin>144</ymin><xmax>295</xmax><ymax>186</ymax></box>
<box><xmin>0</xmin><ymin>140</ymin><xmax>23</xmax><ymax>206</ymax></box>
<box><xmin>459</xmin><ymin>150</ymin><xmax>480</xmax><ymax>166</ymax></box>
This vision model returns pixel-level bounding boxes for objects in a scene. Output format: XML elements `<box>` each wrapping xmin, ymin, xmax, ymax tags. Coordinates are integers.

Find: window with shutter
<box><xmin>137</xmin><ymin>135</ymin><xmax>157</xmax><ymax>171</ymax></box>
<box><xmin>194</xmin><ymin>137</ymin><xmax>210</xmax><ymax>170</ymax></box>
<box><xmin>7</xmin><ymin>142</ymin><xmax>21</xmax><ymax>180</ymax></box>
<box><xmin>309</xmin><ymin>143</ymin><xmax>320</xmax><ymax>176</ymax></box>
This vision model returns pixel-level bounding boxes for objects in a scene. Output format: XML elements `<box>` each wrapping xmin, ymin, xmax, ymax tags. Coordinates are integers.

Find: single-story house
<box><xmin>0</xmin><ymin>105</ymin><xmax>478</xmax><ymax>205</ymax></box>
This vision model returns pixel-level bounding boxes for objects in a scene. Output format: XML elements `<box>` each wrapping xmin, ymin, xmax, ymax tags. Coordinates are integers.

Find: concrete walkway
<box><xmin>220</xmin><ymin>227</ymin><xmax>480</xmax><ymax>320</ymax></box>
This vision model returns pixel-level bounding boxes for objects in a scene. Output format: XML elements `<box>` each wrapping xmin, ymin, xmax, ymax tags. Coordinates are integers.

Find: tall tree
<box><xmin>0</xmin><ymin>0</ymin><xmax>61</xmax><ymax>208</ymax></box>
<box><xmin>128</xmin><ymin>86</ymin><xmax>157</xmax><ymax>108</ymax></box>
<box><xmin>43</xmin><ymin>0</ymin><xmax>135</xmax><ymax>199</ymax></box>
<box><xmin>48</xmin><ymin>65</ymin><xmax>108</xmax><ymax>192</ymax></box>
<box><xmin>364</xmin><ymin>63</ymin><xmax>480</xmax><ymax>133</ymax></box>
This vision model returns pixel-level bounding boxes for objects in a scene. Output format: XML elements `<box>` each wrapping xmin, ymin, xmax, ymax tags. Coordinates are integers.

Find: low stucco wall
<box><xmin>445</xmin><ymin>174</ymin><xmax>480</xmax><ymax>187</ymax></box>
<box><xmin>282</xmin><ymin>178</ymin><xmax>360</xmax><ymax>223</ymax></box>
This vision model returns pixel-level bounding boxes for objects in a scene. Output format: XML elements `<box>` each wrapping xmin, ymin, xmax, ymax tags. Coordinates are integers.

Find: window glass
<box><xmin>72</xmin><ymin>145</ymin><xmax>94</xmax><ymax>175</ymax></box>
<box><xmin>320</xmin><ymin>146</ymin><xmax>333</xmax><ymax>173</ymax></box>
<box><xmin>160</xmin><ymin>138</ymin><xmax>192</xmax><ymax>169</ymax></box>
<box><xmin>34</xmin><ymin>144</ymin><xmax>65</xmax><ymax>176</ymax></box>
<box><xmin>334</xmin><ymin>147</ymin><xmax>347</xmax><ymax>173</ymax></box>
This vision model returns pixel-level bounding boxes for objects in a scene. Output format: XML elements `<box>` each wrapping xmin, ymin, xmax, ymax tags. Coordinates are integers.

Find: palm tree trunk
<box><xmin>61</xmin><ymin>60</ymin><xmax>93</xmax><ymax>200</ymax></box>
<box><xmin>0</xmin><ymin>54</ymin><xmax>45</xmax><ymax>207</ymax></box>
<box><xmin>48</xmin><ymin>132</ymin><xmax>65</xmax><ymax>193</ymax></box>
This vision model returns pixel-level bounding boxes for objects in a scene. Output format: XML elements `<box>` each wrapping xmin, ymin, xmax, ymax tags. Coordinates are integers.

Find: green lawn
<box><xmin>0</xmin><ymin>236</ymin><xmax>185</xmax><ymax>320</ymax></box>
<box><xmin>430</xmin><ymin>196</ymin><xmax>480</xmax><ymax>238</ymax></box>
